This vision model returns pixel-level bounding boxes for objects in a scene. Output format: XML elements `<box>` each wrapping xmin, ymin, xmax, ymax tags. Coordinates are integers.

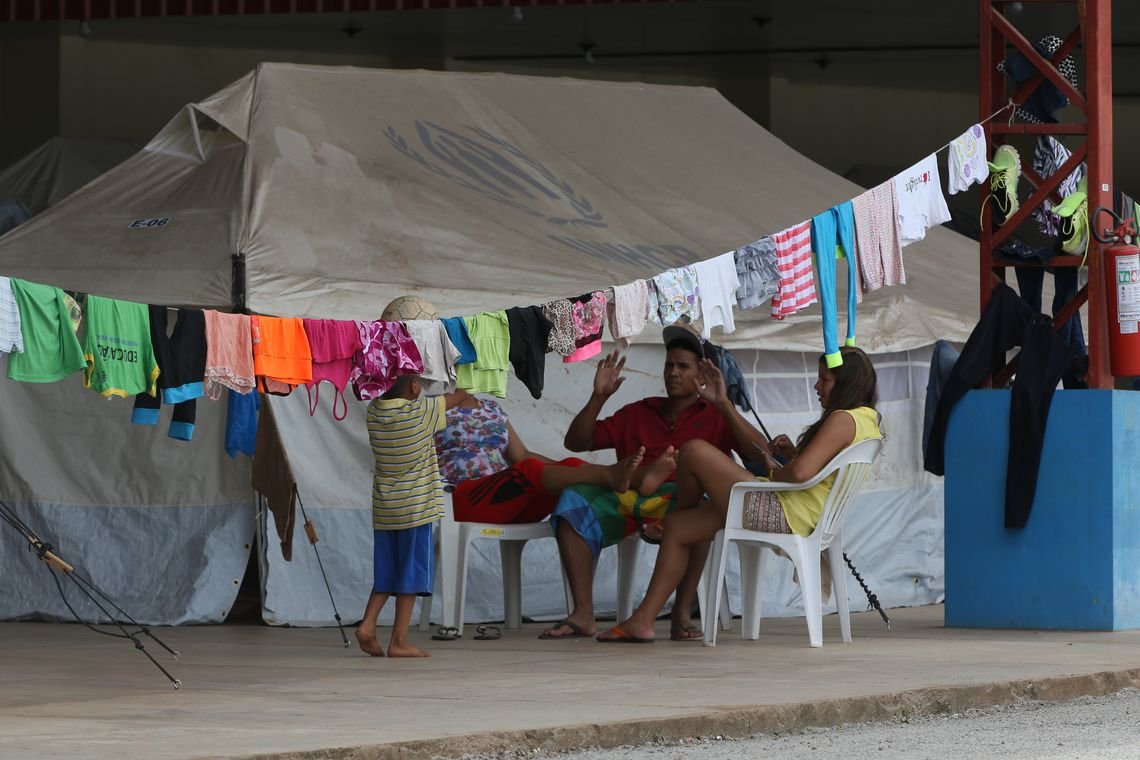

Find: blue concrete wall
<box><xmin>945</xmin><ymin>389</ymin><xmax>1140</xmax><ymax>630</ymax></box>
<box><xmin>1112</xmin><ymin>394</ymin><xmax>1140</xmax><ymax>629</ymax></box>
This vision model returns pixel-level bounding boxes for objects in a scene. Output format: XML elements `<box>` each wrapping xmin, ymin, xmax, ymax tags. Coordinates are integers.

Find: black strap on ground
<box><xmin>844</xmin><ymin>552</ymin><xmax>890</xmax><ymax>630</ymax></box>
<box><xmin>0</xmin><ymin>497</ymin><xmax>183</xmax><ymax>688</ymax></box>
<box><xmin>291</xmin><ymin>487</ymin><xmax>349</xmax><ymax>647</ymax></box>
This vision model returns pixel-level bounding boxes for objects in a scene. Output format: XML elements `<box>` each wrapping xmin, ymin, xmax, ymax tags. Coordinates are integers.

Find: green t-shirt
<box><xmin>6</xmin><ymin>280</ymin><xmax>86</xmax><ymax>383</ymax></box>
<box><xmin>455</xmin><ymin>311</ymin><xmax>510</xmax><ymax>398</ymax></box>
<box><xmin>81</xmin><ymin>295</ymin><xmax>159</xmax><ymax>398</ymax></box>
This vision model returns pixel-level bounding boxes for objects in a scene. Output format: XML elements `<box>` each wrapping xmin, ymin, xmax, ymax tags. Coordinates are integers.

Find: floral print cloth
<box><xmin>650</xmin><ymin>265</ymin><xmax>700</xmax><ymax>326</ymax></box>
<box><xmin>349</xmin><ymin>320</ymin><xmax>423</xmax><ymax>401</ymax></box>
<box><xmin>564</xmin><ymin>291</ymin><xmax>608</xmax><ymax>363</ymax></box>
<box><xmin>434</xmin><ymin>398</ymin><xmax>510</xmax><ymax>483</ymax></box>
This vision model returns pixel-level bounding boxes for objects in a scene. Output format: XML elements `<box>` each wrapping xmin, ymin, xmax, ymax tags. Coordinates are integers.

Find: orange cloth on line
<box><xmin>252</xmin><ymin>316</ymin><xmax>313</xmax><ymax>391</ymax></box>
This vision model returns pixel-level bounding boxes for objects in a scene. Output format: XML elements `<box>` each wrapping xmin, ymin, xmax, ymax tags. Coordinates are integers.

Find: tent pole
<box><xmin>231</xmin><ymin>252</ymin><xmax>246</xmax><ymax>314</ymax></box>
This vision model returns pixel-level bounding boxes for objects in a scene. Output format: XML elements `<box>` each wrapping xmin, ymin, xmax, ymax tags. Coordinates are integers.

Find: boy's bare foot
<box><xmin>638</xmin><ymin>446</ymin><xmax>677</xmax><ymax>496</ymax></box>
<box><xmin>609</xmin><ymin>446</ymin><xmax>645</xmax><ymax>493</ymax></box>
<box><xmin>387</xmin><ymin>641</ymin><xmax>431</xmax><ymax>658</ymax></box>
<box><xmin>354</xmin><ymin>629</ymin><xmax>385</xmax><ymax>657</ymax></box>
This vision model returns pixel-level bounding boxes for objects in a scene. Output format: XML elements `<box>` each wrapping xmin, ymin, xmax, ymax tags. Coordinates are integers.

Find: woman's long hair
<box><xmin>796</xmin><ymin>345</ymin><xmax>879</xmax><ymax>452</ymax></box>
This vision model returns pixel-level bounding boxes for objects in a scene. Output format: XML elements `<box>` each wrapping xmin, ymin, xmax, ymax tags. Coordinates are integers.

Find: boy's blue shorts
<box><xmin>373</xmin><ymin>523</ymin><xmax>434</xmax><ymax>596</ymax></box>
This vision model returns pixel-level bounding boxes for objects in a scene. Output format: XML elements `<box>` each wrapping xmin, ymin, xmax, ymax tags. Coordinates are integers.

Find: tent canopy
<box><xmin>0</xmin><ymin>63</ymin><xmax>980</xmax><ymax>353</ymax></box>
<box><xmin>0</xmin><ymin>137</ymin><xmax>142</xmax><ymax>217</ymax></box>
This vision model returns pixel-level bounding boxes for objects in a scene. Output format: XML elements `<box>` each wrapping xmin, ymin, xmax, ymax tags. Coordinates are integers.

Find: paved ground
<box><xmin>539</xmin><ymin>689</ymin><xmax>1140</xmax><ymax>760</ymax></box>
<box><xmin>1</xmin><ymin>606</ymin><xmax>1140</xmax><ymax>759</ymax></box>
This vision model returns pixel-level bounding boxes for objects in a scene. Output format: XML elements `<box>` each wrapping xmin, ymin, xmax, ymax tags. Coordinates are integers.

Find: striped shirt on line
<box><xmin>770</xmin><ymin>220</ymin><xmax>818</xmax><ymax>319</ymax></box>
<box><xmin>0</xmin><ymin>276</ymin><xmax>23</xmax><ymax>353</ymax></box>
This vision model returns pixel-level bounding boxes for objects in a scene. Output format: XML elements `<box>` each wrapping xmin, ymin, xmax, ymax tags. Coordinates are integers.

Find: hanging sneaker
<box><xmin>984</xmin><ymin>144</ymin><xmax>1022</xmax><ymax>225</ymax></box>
<box><xmin>1055</xmin><ymin>176</ymin><xmax>1088</xmax><ymax>255</ymax></box>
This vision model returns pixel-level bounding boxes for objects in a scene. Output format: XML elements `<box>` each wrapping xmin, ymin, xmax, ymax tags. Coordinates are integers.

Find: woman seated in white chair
<box><xmin>439</xmin><ymin>388</ymin><xmax>648</xmax><ymax>524</ymax></box>
<box><xmin>596</xmin><ymin>345</ymin><xmax>881</xmax><ymax>643</ymax></box>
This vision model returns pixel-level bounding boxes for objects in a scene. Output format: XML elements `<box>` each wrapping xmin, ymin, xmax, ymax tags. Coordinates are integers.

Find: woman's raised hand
<box><xmin>593</xmin><ymin>351</ymin><xmax>627</xmax><ymax>398</ymax></box>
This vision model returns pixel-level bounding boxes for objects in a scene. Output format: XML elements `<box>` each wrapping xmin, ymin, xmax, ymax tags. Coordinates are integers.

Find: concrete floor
<box><xmin>2</xmin><ymin>606</ymin><xmax>1140</xmax><ymax>760</ymax></box>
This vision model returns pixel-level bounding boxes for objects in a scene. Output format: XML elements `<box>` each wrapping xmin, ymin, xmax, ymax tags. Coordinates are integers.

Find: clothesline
<box><xmin>932</xmin><ymin>99</ymin><xmax>1015</xmax><ymax>156</ymax></box>
<box><xmin>0</xmin><ymin>109</ymin><xmax>1005</xmax><ymax>426</ymax></box>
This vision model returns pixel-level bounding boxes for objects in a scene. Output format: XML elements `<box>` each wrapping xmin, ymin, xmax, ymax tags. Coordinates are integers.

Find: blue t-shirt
<box><xmin>440</xmin><ymin>317</ymin><xmax>477</xmax><ymax>365</ymax></box>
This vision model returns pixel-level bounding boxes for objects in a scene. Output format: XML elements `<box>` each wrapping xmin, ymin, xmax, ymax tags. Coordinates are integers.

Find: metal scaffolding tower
<box><xmin>979</xmin><ymin>0</ymin><xmax>1113</xmax><ymax>388</ymax></box>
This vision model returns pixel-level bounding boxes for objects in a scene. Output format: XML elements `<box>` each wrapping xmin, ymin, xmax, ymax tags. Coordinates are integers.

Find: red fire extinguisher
<box><xmin>1094</xmin><ymin>207</ymin><xmax>1140</xmax><ymax>376</ymax></box>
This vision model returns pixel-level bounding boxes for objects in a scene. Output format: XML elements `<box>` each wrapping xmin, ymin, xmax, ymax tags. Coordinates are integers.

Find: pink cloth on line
<box><xmin>304</xmin><ymin>318</ymin><xmax>361</xmax><ymax>420</ymax></box>
<box><xmin>350</xmin><ymin>320</ymin><xmax>424</xmax><ymax>401</ymax></box>
<box><xmin>203</xmin><ymin>310</ymin><xmax>255</xmax><ymax>399</ymax></box>
<box><xmin>770</xmin><ymin>221</ymin><xmax>817</xmax><ymax>319</ymax></box>
<box><xmin>303</xmin><ymin>318</ymin><xmax>360</xmax><ymax>391</ymax></box>
<box><xmin>851</xmin><ymin>180</ymin><xmax>905</xmax><ymax>299</ymax></box>
<box><xmin>563</xmin><ymin>291</ymin><xmax>607</xmax><ymax>364</ymax></box>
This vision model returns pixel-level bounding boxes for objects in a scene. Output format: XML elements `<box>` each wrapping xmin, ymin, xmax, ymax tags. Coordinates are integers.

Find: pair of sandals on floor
<box><xmin>432</xmin><ymin>624</ymin><xmax>501</xmax><ymax>641</ymax></box>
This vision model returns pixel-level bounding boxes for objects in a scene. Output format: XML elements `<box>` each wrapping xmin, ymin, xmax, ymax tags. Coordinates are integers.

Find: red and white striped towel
<box><xmin>770</xmin><ymin>221</ymin><xmax>817</xmax><ymax>319</ymax></box>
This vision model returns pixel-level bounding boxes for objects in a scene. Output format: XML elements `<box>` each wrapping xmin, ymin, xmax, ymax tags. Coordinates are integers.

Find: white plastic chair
<box><xmin>703</xmin><ymin>437</ymin><xmax>882</xmax><ymax>648</ymax></box>
<box><xmin>615</xmin><ymin>533</ymin><xmax>733</xmax><ymax>632</ymax></box>
<box><xmin>419</xmin><ymin>489</ymin><xmax>567</xmax><ymax>634</ymax></box>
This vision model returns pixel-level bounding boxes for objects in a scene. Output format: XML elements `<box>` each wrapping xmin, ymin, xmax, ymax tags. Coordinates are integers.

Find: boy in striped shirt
<box><xmin>355</xmin><ymin>374</ymin><xmax>445</xmax><ymax>658</ymax></box>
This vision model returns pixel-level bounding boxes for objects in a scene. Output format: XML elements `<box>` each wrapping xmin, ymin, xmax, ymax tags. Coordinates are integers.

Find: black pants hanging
<box><xmin>925</xmin><ymin>283</ymin><xmax>1034</xmax><ymax>476</ymax></box>
<box><xmin>1005</xmin><ymin>315</ymin><xmax>1075</xmax><ymax>528</ymax></box>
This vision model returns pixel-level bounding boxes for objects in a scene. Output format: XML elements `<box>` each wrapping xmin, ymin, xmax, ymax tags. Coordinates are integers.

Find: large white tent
<box><xmin>0</xmin><ymin>137</ymin><xmax>142</xmax><ymax>219</ymax></box>
<box><xmin>0</xmin><ymin>64</ymin><xmax>973</xmax><ymax>625</ymax></box>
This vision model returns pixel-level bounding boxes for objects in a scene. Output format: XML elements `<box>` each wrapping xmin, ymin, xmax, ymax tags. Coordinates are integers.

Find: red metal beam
<box><xmin>2</xmin><ymin>0</ymin><xmax>686</xmax><ymax>20</ymax></box>
<box><xmin>1085</xmin><ymin>0</ymin><xmax>1112</xmax><ymax>389</ymax></box>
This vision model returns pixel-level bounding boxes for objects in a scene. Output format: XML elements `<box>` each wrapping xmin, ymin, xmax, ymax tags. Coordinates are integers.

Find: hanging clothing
<box><xmin>693</xmin><ymin>252</ymin><xmax>741</xmax><ymax>339</ymax></box>
<box><xmin>439</xmin><ymin>316</ymin><xmax>477</xmax><ymax>365</ymax></box>
<box><xmin>650</xmin><ymin>266</ymin><xmax>700</xmax><ymax>326</ymax></box>
<box><xmin>563</xmin><ymin>291</ymin><xmax>607</xmax><ymax>363</ymax></box>
<box><xmin>505</xmin><ymin>306</ymin><xmax>554</xmax><ymax>400</ymax></box>
<box><xmin>997</xmin><ymin>35</ymin><xmax>1078</xmax><ymax>125</ymax></box>
<box><xmin>947</xmin><ymin>124</ymin><xmax>989</xmax><ymax>195</ymax></box>
<box><xmin>894</xmin><ymin>154</ymin><xmax>952</xmax><ymax>247</ymax></box>
<box><xmin>456</xmin><ymin>311</ymin><xmax>510</xmax><ymax>398</ymax></box>
<box><xmin>607</xmin><ymin>280</ymin><xmax>651</xmax><ymax>350</ymax></box>
<box><xmin>203</xmin><ymin>311</ymin><xmax>256</xmax><ymax>399</ymax></box>
<box><xmin>925</xmin><ymin>282</ymin><xmax>1077</xmax><ymax>529</ymax></box>
<box><xmin>403</xmin><ymin>319</ymin><xmax>462</xmax><ymax>397</ymax></box>
<box><xmin>810</xmin><ymin>202</ymin><xmax>859</xmax><ymax>368</ymax></box>
<box><xmin>350</xmin><ymin>320</ymin><xmax>423</xmax><ymax>401</ymax></box>
<box><xmin>225</xmin><ymin>389</ymin><xmax>260</xmax><ymax>459</ymax></box>
<box><xmin>0</xmin><ymin>276</ymin><xmax>23</xmax><ymax>353</ymax></box>
<box><xmin>1006</xmin><ymin>315</ymin><xmax>1074</xmax><ymax>528</ymax></box>
<box><xmin>542</xmin><ymin>299</ymin><xmax>577</xmax><ymax>357</ymax></box>
<box><xmin>251</xmin><ymin>400</ymin><xmax>299</xmax><ymax>561</ymax></box>
<box><xmin>131</xmin><ymin>306</ymin><xmax>207</xmax><ymax>441</ymax></box>
<box><xmin>302</xmin><ymin>318</ymin><xmax>360</xmax><ymax>420</ymax></box>
<box><xmin>81</xmin><ymin>296</ymin><xmax>159</xmax><ymax>399</ymax></box>
<box><xmin>922</xmin><ymin>340</ymin><xmax>961</xmax><ymax>464</ymax></box>
<box><xmin>252</xmin><ymin>316</ymin><xmax>313</xmax><ymax>394</ymax></box>
<box><xmin>1032</xmin><ymin>136</ymin><xmax>1085</xmax><ymax>237</ymax></box>
<box><xmin>733</xmin><ymin>238</ymin><xmax>781</xmax><ymax>311</ymax></box>
<box><xmin>851</xmin><ymin>180</ymin><xmax>905</xmax><ymax>297</ymax></box>
<box><xmin>769</xmin><ymin>221</ymin><xmax>817</xmax><ymax>319</ymax></box>
<box><xmin>6</xmin><ymin>279</ymin><xmax>86</xmax><ymax>383</ymax></box>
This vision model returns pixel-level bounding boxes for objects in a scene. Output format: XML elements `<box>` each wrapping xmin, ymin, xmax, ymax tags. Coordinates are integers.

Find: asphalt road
<box><xmin>484</xmin><ymin>688</ymin><xmax>1140</xmax><ymax>760</ymax></box>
